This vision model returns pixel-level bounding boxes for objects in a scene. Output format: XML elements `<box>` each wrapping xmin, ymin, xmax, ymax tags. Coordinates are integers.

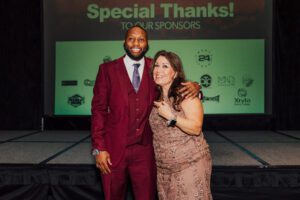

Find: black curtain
<box><xmin>0</xmin><ymin>0</ymin><xmax>300</xmax><ymax>130</ymax></box>
<box><xmin>0</xmin><ymin>0</ymin><xmax>42</xmax><ymax>129</ymax></box>
<box><xmin>1</xmin><ymin>165</ymin><xmax>299</xmax><ymax>200</ymax></box>
<box><xmin>273</xmin><ymin>0</ymin><xmax>300</xmax><ymax>129</ymax></box>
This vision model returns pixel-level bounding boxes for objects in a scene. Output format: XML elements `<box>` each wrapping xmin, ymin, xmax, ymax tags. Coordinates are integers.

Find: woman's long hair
<box><xmin>150</xmin><ymin>50</ymin><xmax>186</xmax><ymax>111</ymax></box>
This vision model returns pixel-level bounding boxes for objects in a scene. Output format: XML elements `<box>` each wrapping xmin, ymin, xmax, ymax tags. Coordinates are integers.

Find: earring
<box><xmin>174</xmin><ymin>72</ymin><xmax>177</xmax><ymax>79</ymax></box>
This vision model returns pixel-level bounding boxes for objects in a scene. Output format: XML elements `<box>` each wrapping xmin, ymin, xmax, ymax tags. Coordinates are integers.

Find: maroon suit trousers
<box><xmin>101</xmin><ymin>144</ymin><xmax>156</xmax><ymax>200</ymax></box>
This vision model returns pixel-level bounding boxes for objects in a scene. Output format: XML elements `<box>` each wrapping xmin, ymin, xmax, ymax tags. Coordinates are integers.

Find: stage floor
<box><xmin>0</xmin><ymin>130</ymin><xmax>299</xmax><ymax>166</ymax></box>
<box><xmin>0</xmin><ymin>130</ymin><xmax>300</xmax><ymax>200</ymax></box>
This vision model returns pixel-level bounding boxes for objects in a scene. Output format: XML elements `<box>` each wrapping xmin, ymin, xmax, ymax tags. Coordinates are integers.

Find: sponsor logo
<box><xmin>196</xmin><ymin>49</ymin><xmax>212</xmax><ymax>67</ymax></box>
<box><xmin>84</xmin><ymin>79</ymin><xmax>95</xmax><ymax>86</ymax></box>
<box><xmin>217</xmin><ymin>75</ymin><xmax>235</xmax><ymax>86</ymax></box>
<box><xmin>200</xmin><ymin>74</ymin><xmax>212</xmax><ymax>88</ymax></box>
<box><xmin>234</xmin><ymin>88</ymin><xmax>251</xmax><ymax>105</ymax></box>
<box><xmin>242</xmin><ymin>75</ymin><xmax>254</xmax><ymax>87</ymax></box>
<box><xmin>61</xmin><ymin>80</ymin><xmax>78</xmax><ymax>86</ymax></box>
<box><xmin>103</xmin><ymin>56</ymin><xmax>112</xmax><ymax>63</ymax></box>
<box><xmin>238</xmin><ymin>88</ymin><xmax>247</xmax><ymax>97</ymax></box>
<box><xmin>68</xmin><ymin>94</ymin><xmax>85</xmax><ymax>107</ymax></box>
<box><xmin>202</xmin><ymin>95</ymin><xmax>220</xmax><ymax>102</ymax></box>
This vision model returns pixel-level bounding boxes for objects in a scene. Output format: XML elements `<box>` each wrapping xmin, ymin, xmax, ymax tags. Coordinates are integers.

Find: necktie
<box><xmin>132</xmin><ymin>63</ymin><xmax>141</xmax><ymax>92</ymax></box>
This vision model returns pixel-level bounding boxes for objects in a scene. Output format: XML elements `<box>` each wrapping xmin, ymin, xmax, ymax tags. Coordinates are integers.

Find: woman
<box><xmin>149</xmin><ymin>50</ymin><xmax>212</xmax><ymax>200</ymax></box>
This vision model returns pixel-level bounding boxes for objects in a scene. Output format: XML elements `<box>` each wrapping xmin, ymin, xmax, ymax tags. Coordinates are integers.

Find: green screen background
<box><xmin>55</xmin><ymin>40</ymin><xmax>264</xmax><ymax>115</ymax></box>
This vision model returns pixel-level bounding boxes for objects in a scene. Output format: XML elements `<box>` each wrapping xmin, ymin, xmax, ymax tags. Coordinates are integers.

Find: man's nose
<box><xmin>133</xmin><ymin>39</ymin><xmax>139</xmax><ymax>45</ymax></box>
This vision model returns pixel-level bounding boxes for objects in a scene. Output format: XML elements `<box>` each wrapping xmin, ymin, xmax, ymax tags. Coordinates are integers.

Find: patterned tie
<box><xmin>132</xmin><ymin>63</ymin><xmax>141</xmax><ymax>92</ymax></box>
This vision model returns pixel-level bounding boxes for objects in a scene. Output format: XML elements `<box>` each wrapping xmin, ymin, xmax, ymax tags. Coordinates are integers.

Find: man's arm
<box><xmin>91</xmin><ymin>64</ymin><xmax>112</xmax><ymax>173</ymax></box>
<box><xmin>91</xmin><ymin>64</ymin><xmax>109</xmax><ymax>151</ymax></box>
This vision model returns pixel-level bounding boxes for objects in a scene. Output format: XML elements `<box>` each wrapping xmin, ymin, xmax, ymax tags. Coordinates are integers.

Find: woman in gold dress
<box><xmin>149</xmin><ymin>50</ymin><xmax>213</xmax><ymax>200</ymax></box>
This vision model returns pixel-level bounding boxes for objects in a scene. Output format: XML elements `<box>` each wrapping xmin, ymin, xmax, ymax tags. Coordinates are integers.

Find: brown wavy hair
<box><xmin>150</xmin><ymin>50</ymin><xmax>186</xmax><ymax>111</ymax></box>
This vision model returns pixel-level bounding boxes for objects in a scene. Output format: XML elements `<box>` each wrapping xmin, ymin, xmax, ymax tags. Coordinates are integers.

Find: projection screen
<box><xmin>43</xmin><ymin>0</ymin><xmax>273</xmax><ymax>116</ymax></box>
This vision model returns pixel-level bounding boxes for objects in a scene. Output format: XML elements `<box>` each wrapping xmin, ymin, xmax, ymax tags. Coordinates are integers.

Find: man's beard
<box><xmin>123</xmin><ymin>43</ymin><xmax>149</xmax><ymax>61</ymax></box>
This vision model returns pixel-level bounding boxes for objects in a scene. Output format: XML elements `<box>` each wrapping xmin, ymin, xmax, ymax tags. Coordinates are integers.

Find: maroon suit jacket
<box><xmin>91</xmin><ymin>56</ymin><xmax>156</xmax><ymax>167</ymax></box>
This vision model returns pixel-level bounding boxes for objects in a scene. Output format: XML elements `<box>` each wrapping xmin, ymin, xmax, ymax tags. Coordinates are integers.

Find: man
<box><xmin>91</xmin><ymin>25</ymin><xmax>200</xmax><ymax>200</ymax></box>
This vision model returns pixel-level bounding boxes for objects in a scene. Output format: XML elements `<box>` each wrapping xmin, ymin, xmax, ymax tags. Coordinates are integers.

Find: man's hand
<box><xmin>179</xmin><ymin>82</ymin><xmax>201</xmax><ymax>99</ymax></box>
<box><xmin>95</xmin><ymin>151</ymin><xmax>112</xmax><ymax>174</ymax></box>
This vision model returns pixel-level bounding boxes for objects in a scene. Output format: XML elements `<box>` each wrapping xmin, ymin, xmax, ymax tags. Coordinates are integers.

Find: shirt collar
<box><xmin>124</xmin><ymin>54</ymin><xmax>145</xmax><ymax>67</ymax></box>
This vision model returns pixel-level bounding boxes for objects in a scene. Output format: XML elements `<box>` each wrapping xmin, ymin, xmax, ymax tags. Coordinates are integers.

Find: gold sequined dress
<box><xmin>149</xmin><ymin>101</ymin><xmax>213</xmax><ymax>200</ymax></box>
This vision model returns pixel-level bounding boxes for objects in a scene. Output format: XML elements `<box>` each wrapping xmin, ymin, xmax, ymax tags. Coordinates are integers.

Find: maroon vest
<box><xmin>126</xmin><ymin>65</ymin><xmax>152</xmax><ymax>146</ymax></box>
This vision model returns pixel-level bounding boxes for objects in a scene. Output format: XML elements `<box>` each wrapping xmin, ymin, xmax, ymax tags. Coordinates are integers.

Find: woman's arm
<box><xmin>175</xmin><ymin>98</ymin><xmax>203</xmax><ymax>135</ymax></box>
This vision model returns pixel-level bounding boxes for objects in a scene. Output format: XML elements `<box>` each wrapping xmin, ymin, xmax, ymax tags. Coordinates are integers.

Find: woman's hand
<box><xmin>153</xmin><ymin>101</ymin><xmax>174</xmax><ymax>120</ymax></box>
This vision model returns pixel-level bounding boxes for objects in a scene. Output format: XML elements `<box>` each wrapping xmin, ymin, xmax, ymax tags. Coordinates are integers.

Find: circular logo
<box><xmin>238</xmin><ymin>88</ymin><xmax>247</xmax><ymax>97</ymax></box>
<box><xmin>103</xmin><ymin>56</ymin><xmax>112</xmax><ymax>63</ymax></box>
<box><xmin>200</xmin><ymin>74</ymin><xmax>212</xmax><ymax>88</ymax></box>
<box><xmin>196</xmin><ymin>49</ymin><xmax>212</xmax><ymax>67</ymax></box>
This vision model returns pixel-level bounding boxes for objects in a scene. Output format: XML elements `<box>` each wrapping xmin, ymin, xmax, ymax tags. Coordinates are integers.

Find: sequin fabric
<box><xmin>149</xmin><ymin>101</ymin><xmax>213</xmax><ymax>200</ymax></box>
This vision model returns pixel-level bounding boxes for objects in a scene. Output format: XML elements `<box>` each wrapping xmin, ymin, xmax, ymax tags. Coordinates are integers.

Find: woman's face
<box><xmin>153</xmin><ymin>56</ymin><xmax>176</xmax><ymax>88</ymax></box>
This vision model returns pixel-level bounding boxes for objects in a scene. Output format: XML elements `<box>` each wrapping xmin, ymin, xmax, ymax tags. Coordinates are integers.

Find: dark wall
<box><xmin>1</xmin><ymin>1</ymin><xmax>42</xmax><ymax>129</ymax></box>
<box><xmin>273</xmin><ymin>0</ymin><xmax>300</xmax><ymax>129</ymax></box>
<box><xmin>0</xmin><ymin>0</ymin><xmax>299</xmax><ymax>130</ymax></box>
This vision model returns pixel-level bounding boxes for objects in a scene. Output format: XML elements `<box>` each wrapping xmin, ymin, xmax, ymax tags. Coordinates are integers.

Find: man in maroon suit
<box><xmin>91</xmin><ymin>25</ymin><xmax>200</xmax><ymax>200</ymax></box>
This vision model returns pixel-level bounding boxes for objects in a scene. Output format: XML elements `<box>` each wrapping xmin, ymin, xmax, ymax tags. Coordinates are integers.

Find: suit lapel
<box><xmin>115</xmin><ymin>57</ymin><xmax>129</xmax><ymax>107</ymax></box>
